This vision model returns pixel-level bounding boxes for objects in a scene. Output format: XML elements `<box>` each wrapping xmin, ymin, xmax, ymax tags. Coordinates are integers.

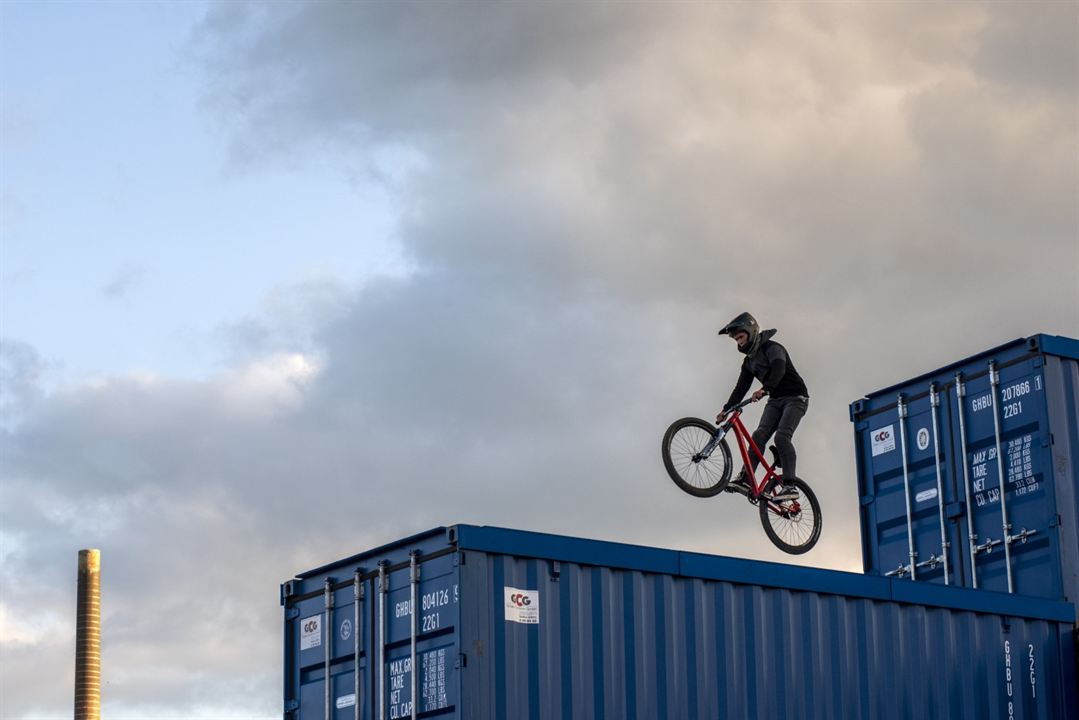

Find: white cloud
<box><xmin>220</xmin><ymin>352</ymin><xmax>321</xmax><ymax>417</ymax></box>
<box><xmin>0</xmin><ymin>602</ymin><xmax>72</xmax><ymax>648</ymax></box>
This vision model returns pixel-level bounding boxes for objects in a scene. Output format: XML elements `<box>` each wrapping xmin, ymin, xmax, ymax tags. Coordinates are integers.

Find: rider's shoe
<box><xmin>725</xmin><ymin>470</ymin><xmax>750</xmax><ymax>492</ymax></box>
<box><xmin>770</xmin><ymin>478</ymin><xmax>798</xmax><ymax>499</ymax></box>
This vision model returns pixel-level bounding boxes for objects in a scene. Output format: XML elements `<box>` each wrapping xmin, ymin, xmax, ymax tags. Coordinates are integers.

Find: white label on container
<box><xmin>300</xmin><ymin>614</ymin><xmax>321</xmax><ymax>650</ymax></box>
<box><xmin>871</xmin><ymin>425</ymin><xmax>896</xmax><ymax>456</ymax></box>
<box><xmin>336</xmin><ymin>694</ymin><xmax>356</xmax><ymax>709</ymax></box>
<box><xmin>916</xmin><ymin>428</ymin><xmax>930</xmax><ymax>451</ymax></box>
<box><xmin>505</xmin><ymin>587</ymin><xmax>539</xmax><ymax>624</ymax></box>
<box><xmin>916</xmin><ymin>488</ymin><xmax>938</xmax><ymax>503</ymax></box>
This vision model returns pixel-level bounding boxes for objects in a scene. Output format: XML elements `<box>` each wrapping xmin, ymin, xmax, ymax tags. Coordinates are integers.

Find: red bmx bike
<box><xmin>661</xmin><ymin>395</ymin><xmax>822</xmax><ymax>554</ymax></box>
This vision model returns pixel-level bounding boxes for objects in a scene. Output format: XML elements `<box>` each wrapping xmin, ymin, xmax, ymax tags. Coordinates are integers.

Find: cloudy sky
<box><xmin>2</xmin><ymin>1</ymin><xmax>1077</xmax><ymax>717</ymax></box>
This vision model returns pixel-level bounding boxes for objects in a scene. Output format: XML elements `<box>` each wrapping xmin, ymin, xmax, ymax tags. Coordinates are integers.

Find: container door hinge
<box><xmin>1049</xmin><ymin>514</ymin><xmax>1062</xmax><ymax>528</ymax></box>
<box><xmin>1045</xmin><ymin>434</ymin><xmax>1053</xmax><ymax>447</ymax></box>
<box><xmin>286</xmin><ymin>607</ymin><xmax>301</xmax><ymax>620</ymax></box>
<box><xmin>549</xmin><ymin>560</ymin><xmax>561</xmax><ymax>582</ymax></box>
<box><xmin>285</xmin><ymin>699</ymin><xmax>299</xmax><ymax>712</ymax></box>
<box><xmin>859</xmin><ymin>495</ymin><xmax>874</xmax><ymax>507</ymax></box>
<box><xmin>457</xmin><ymin>551</ymin><xmax>466</xmax><ymax>566</ymax></box>
<box><xmin>455</xmin><ymin>653</ymin><xmax>467</xmax><ymax>669</ymax></box>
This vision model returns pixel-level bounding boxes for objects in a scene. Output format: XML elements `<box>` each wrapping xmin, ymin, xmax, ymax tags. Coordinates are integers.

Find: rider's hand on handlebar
<box><xmin>751</xmin><ymin>388</ymin><xmax>768</xmax><ymax>402</ymax></box>
<box><xmin>715</xmin><ymin>411</ymin><xmax>728</xmax><ymax>425</ymax></box>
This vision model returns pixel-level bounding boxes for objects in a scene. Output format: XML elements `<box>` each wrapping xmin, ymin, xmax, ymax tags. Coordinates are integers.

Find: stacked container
<box><xmin>282</xmin><ymin>525</ymin><xmax>1076</xmax><ymax>719</ymax></box>
<box><xmin>849</xmin><ymin>334</ymin><xmax>1079</xmax><ymax>611</ymax></box>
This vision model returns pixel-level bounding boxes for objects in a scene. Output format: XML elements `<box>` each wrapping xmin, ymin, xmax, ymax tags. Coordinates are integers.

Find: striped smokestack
<box><xmin>74</xmin><ymin>549</ymin><xmax>101</xmax><ymax>720</ymax></box>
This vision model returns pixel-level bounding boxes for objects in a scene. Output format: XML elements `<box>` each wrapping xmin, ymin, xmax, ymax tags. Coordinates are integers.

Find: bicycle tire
<box><xmin>662</xmin><ymin>417</ymin><xmax>732</xmax><ymax>497</ymax></box>
<box><xmin>758</xmin><ymin>477</ymin><xmax>822</xmax><ymax>554</ymax></box>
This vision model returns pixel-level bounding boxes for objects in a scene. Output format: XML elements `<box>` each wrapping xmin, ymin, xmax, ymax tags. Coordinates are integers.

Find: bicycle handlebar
<box><xmin>720</xmin><ymin>391</ymin><xmax>768</xmax><ymax>417</ymax></box>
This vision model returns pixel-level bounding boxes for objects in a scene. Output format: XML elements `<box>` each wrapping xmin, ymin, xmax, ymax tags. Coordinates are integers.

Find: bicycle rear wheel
<box><xmin>759</xmin><ymin>478</ymin><xmax>821</xmax><ymax>554</ymax></box>
<box><xmin>662</xmin><ymin>418</ymin><xmax>732</xmax><ymax>497</ymax></box>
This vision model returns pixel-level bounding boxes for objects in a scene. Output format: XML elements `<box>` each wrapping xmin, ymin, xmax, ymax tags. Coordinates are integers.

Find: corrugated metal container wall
<box><xmin>849</xmin><ymin>334</ymin><xmax>1079</xmax><ymax>612</ymax></box>
<box><xmin>282</xmin><ymin>525</ymin><xmax>1077</xmax><ymax>720</ymax></box>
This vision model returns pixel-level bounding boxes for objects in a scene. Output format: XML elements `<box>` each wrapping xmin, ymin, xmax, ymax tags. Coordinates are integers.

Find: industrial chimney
<box><xmin>74</xmin><ymin>549</ymin><xmax>101</xmax><ymax>720</ymax></box>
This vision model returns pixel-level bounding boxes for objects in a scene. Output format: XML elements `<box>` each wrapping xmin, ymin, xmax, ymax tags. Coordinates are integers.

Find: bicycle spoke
<box><xmin>669</xmin><ymin>425</ymin><xmax>726</xmax><ymax>490</ymax></box>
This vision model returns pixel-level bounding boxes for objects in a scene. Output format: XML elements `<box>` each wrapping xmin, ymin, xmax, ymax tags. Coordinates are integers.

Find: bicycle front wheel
<box><xmin>759</xmin><ymin>478</ymin><xmax>822</xmax><ymax>554</ymax></box>
<box><xmin>662</xmin><ymin>418</ymin><xmax>732</xmax><ymax>497</ymax></box>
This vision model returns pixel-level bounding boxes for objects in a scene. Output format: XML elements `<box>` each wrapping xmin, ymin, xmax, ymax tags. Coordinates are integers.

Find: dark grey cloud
<box><xmin>3</xmin><ymin>2</ymin><xmax>1077</xmax><ymax>717</ymax></box>
<box><xmin>197</xmin><ymin>1</ymin><xmax>664</xmax><ymax>148</ymax></box>
<box><xmin>975</xmin><ymin>2</ymin><xmax>1079</xmax><ymax>91</ymax></box>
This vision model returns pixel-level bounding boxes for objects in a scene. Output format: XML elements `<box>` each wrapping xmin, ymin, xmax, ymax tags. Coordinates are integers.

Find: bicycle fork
<box><xmin>692</xmin><ymin>424</ymin><xmax>730</xmax><ymax>463</ymax></box>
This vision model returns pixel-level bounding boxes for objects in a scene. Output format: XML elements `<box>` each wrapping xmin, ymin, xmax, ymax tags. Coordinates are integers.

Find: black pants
<box><xmin>751</xmin><ymin>396</ymin><xmax>809</xmax><ymax>479</ymax></box>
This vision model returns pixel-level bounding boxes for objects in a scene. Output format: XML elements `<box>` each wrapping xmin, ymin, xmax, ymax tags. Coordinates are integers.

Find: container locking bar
<box><xmin>324</xmin><ymin>578</ymin><xmax>334</xmax><ymax>720</ymax></box>
<box><xmin>410</xmin><ymin>552</ymin><xmax>420</xmax><ymax>720</ymax></box>
<box><xmin>1010</xmin><ymin>528</ymin><xmax>1038</xmax><ymax>544</ymax></box>
<box><xmin>378</xmin><ymin>562</ymin><xmax>388</xmax><ymax>720</ymax></box>
<box><xmin>886</xmin><ymin>562</ymin><xmax>914</xmax><ymax>578</ymax></box>
<box><xmin>975</xmin><ymin>536</ymin><xmax>1005</xmax><ymax>555</ymax></box>
<box><xmin>955</xmin><ymin>374</ymin><xmax>980</xmax><ymax>588</ymax></box>
<box><xmin>886</xmin><ymin>553</ymin><xmax>946</xmax><ymax>577</ymax></box>
<box><xmin>989</xmin><ymin>362</ymin><xmax>1015</xmax><ymax>593</ymax></box>
<box><xmin>972</xmin><ymin>528</ymin><xmax>1039</xmax><ymax>557</ymax></box>
<box><xmin>354</xmin><ymin>569</ymin><xmax>364</xmax><ymax>720</ymax></box>
<box><xmin>929</xmin><ymin>384</ymin><xmax>950</xmax><ymax>585</ymax></box>
<box><xmin>897</xmin><ymin>395</ymin><xmax>917</xmax><ymax>580</ymax></box>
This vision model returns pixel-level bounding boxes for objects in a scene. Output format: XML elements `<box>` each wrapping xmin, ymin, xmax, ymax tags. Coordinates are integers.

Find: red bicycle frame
<box><xmin>724</xmin><ymin>410</ymin><xmax>780</xmax><ymax>498</ymax></box>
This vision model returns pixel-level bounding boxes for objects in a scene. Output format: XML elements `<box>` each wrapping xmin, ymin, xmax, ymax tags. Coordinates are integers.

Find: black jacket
<box><xmin>723</xmin><ymin>330</ymin><xmax>809</xmax><ymax>411</ymax></box>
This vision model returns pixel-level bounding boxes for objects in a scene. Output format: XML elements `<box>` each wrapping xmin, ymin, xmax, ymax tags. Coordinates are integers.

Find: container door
<box><xmin>856</xmin><ymin>389</ymin><xmax>961</xmax><ymax>584</ymax></box>
<box><xmin>857</xmin><ymin>404</ymin><xmax>915</xmax><ymax>578</ymax></box>
<box><xmin>284</xmin><ymin>580</ymin><xmax>367</xmax><ymax>720</ymax></box>
<box><xmin>951</xmin><ymin>357</ymin><xmax>1061</xmax><ymax>598</ymax></box>
<box><xmin>378</xmin><ymin>554</ymin><xmax>460</xmax><ymax>720</ymax></box>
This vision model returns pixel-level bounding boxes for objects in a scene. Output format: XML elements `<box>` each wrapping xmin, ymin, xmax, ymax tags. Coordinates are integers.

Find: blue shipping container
<box><xmin>850</xmin><ymin>334</ymin><xmax>1079</xmax><ymax>614</ymax></box>
<box><xmin>282</xmin><ymin>525</ymin><xmax>1077</xmax><ymax>719</ymax></box>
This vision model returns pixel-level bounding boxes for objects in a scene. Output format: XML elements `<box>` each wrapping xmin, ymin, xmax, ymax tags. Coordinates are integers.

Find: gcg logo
<box><xmin>504</xmin><ymin>587</ymin><xmax>540</xmax><ymax>624</ymax></box>
<box><xmin>300</xmin><ymin>614</ymin><xmax>322</xmax><ymax>650</ymax></box>
<box><xmin>871</xmin><ymin>424</ymin><xmax>897</xmax><ymax>457</ymax></box>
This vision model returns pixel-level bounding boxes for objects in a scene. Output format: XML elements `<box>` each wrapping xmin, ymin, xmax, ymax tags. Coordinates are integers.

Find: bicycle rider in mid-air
<box><xmin>715</xmin><ymin>312</ymin><xmax>810</xmax><ymax>494</ymax></box>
